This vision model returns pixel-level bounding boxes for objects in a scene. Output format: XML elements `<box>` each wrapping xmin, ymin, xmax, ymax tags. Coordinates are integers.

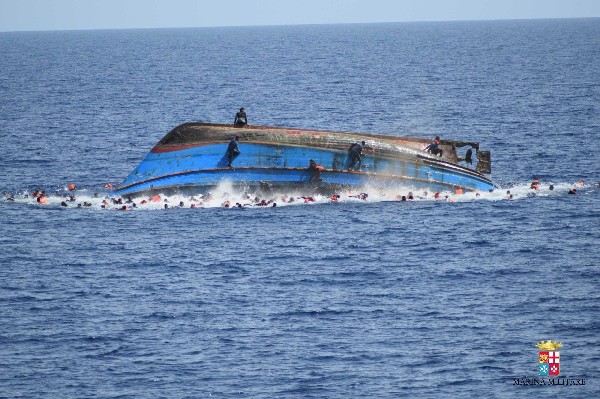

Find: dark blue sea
<box><xmin>1</xmin><ymin>19</ymin><xmax>599</xmax><ymax>398</ymax></box>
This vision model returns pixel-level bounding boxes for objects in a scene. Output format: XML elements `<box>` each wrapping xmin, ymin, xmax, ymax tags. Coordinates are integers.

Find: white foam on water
<box><xmin>2</xmin><ymin>180</ymin><xmax>595</xmax><ymax>211</ymax></box>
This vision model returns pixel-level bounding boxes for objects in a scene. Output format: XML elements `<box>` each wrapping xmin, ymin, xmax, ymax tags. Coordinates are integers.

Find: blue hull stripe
<box><xmin>116</xmin><ymin>143</ymin><xmax>495</xmax><ymax>195</ymax></box>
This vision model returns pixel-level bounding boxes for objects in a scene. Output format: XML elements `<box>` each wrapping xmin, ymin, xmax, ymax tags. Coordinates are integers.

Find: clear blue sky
<box><xmin>1</xmin><ymin>0</ymin><xmax>599</xmax><ymax>32</ymax></box>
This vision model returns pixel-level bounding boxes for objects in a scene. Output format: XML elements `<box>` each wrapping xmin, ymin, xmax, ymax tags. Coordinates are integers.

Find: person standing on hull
<box><xmin>424</xmin><ymin>136</ymin><xmax>443</xmax><ymax>157</ymax></box>
<box><xmin>234</xmin><ymin>107</ymin><xmax>248</xmax><ymax>127</ymax></box>
<box><xmin>227</xmin><ymin>136</ymin><xmax>241</xmax><ymax>168</ymax></box>
<box><xmin>464</xmin><ymin>148</ymin><xmax>473</xmax><ymax>165</ymax></box>
<box><xmin>348</xmin><ymin>141</ymin><xmax>365</xmax><ymax>171</ymax></box>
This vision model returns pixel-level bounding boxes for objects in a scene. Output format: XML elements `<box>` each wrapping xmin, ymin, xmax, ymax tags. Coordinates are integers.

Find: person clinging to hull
<box><xmin>424</xmin><ymin>136</ymin><xmax>443</xmax><ymax>157</ymax></box>
<box><xmin>348</xmin><ymin>141</ymin><xmax>365</xmax><ymax>171</ymax></box>
<box><xmin>227</xmin><ymin>136</ymin><xmax>241</xmax><ymax>168</ymax></box>
<box><xmin>307</xmin><ymin>159</ymin><xmax>324</xmax><ymax>183</ymax></box>
<box><xmin>234</xmin><ymin>107</ymin><xmax>247</xmax><ymax>127</ymax></box>
<box><xmin>464</xmin><ymin>148</ymin><xmax>473</xmax><ymax>165</ymax></box>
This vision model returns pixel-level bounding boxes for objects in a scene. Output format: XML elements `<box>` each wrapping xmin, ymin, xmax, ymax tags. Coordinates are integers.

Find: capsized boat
<box><xmin>114</xmin><ymin>122</ymin><xmax>495</xmax><ymax>196</ymax></box>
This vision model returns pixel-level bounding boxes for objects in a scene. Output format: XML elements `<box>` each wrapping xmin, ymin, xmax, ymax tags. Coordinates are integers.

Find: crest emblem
<box><xmin>536</xmin><ymin>340</ymin><xmax>562</xmax><ymax>376</ymax></box>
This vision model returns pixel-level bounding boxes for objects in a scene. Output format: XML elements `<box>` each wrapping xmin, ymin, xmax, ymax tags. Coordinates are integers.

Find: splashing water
<box><xmin>2</xmin><ymin>180</ymin><xmax>595</xmax><ymax>211</ymax></box>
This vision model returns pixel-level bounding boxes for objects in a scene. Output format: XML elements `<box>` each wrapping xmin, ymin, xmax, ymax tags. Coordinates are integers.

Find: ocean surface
<box><xmin>1</xmin><ymin>19</ymin><xmax>599</xmax><ymax>398</ymax></box>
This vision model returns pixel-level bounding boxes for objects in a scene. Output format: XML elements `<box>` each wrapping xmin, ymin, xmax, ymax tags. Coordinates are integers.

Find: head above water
<box><xmin>240</xmin><ymin>107</ymin><xmax>245</xmax><ymax>111</ymax></box>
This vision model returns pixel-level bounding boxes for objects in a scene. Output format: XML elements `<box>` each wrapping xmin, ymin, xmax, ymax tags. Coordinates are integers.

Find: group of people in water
<box><xmin>2</xmin><ymin>108</ymin><xmax>595</xmax><ymax>209</ymax></box>
<box><xmin>528</xmin><ymin>177</ymin><xmax>586</xmax><ymax>195</ymax></box>
<box><xmin>2</xmin><ymin>176</ymin><xmax>595</xmax><ymax>211</ymax></box>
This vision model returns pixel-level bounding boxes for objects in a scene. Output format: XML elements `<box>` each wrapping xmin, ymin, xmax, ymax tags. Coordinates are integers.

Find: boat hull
<box><xmin>114</xmin><ymin>123</ymin><xmax>495</xmax><ymax>196</ymax></box>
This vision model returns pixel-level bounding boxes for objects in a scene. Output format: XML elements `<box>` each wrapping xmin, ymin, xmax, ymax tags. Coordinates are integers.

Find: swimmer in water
<box><xmin>530</xmin><ymin>178</ymin><xmax>540</xmax><ymax>190</ymax></box>
<box><xmin>299</xmin><ymin>196</ymin><xmax>315</xmax><ymax>203</ymax></box>
<box><xmin>349</xmin><ymin>193</ymin><xmax>368</xmax><ymax>200</ymax></box>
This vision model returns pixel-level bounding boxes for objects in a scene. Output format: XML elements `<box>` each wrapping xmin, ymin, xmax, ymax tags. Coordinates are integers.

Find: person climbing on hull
<box><xmin>424</xmin><ymin>136</ymin><xmax>443</xmax><ymax>157</ymax></box>
<box><xmin>347</xmin><ymin>141</ymin><xmax>365</xmax><ymax>171</ymax></box>
<box><xmin>307</xmin><ymin>159</ymin><xmax>324</xmax><ymax>183</ymax></box>
<box><xmin>226</xmin><ymin>136</ymin><xmax>241</xmax><ymax>168</ymax></box>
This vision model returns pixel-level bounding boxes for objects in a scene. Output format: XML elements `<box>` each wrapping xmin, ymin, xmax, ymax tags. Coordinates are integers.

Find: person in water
<box><xmin>530</xmin><ymin>178</ymin><xmax>540</xmax><ymax>190</ymax></box>
<box><xmin>234</xmin><ymin>107</ymin><xmax>248</xmax><ymax>126</ymax></box>
<box><xmin>349</xmin><ymin>193</ymin><xmax>368</xmax><ymax>200</ymax></box>
<box><xmin>424</xmin><ymin>136</ymin><xmax>443</xmax><ymax>157</ymax></box>
<box><xmin>227</xmin><ymin>136</ymin><xmax>241</xmax><ymax>168</ymax></box>
<box><xmin>348</xmin><ymin>141</ymin><xmax>365</xmax><ymax>171</ymax></box>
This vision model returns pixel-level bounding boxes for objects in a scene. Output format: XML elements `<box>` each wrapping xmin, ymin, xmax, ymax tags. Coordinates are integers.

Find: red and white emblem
<box><xmin>536</xmin><ymin>341</ymin><xmax>563</xmax><ymax>377</ymax></box>
<box><xmin>548</xmin><ymin>351</ymin><xmax>560</xmax><ymax>375</ymax></box>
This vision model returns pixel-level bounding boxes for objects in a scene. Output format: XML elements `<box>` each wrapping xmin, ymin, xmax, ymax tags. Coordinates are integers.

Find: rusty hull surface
<box><xmin>155</xmin><ymin>122</ymin><xmax>464</xmax><ymax>162</ymax></box>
